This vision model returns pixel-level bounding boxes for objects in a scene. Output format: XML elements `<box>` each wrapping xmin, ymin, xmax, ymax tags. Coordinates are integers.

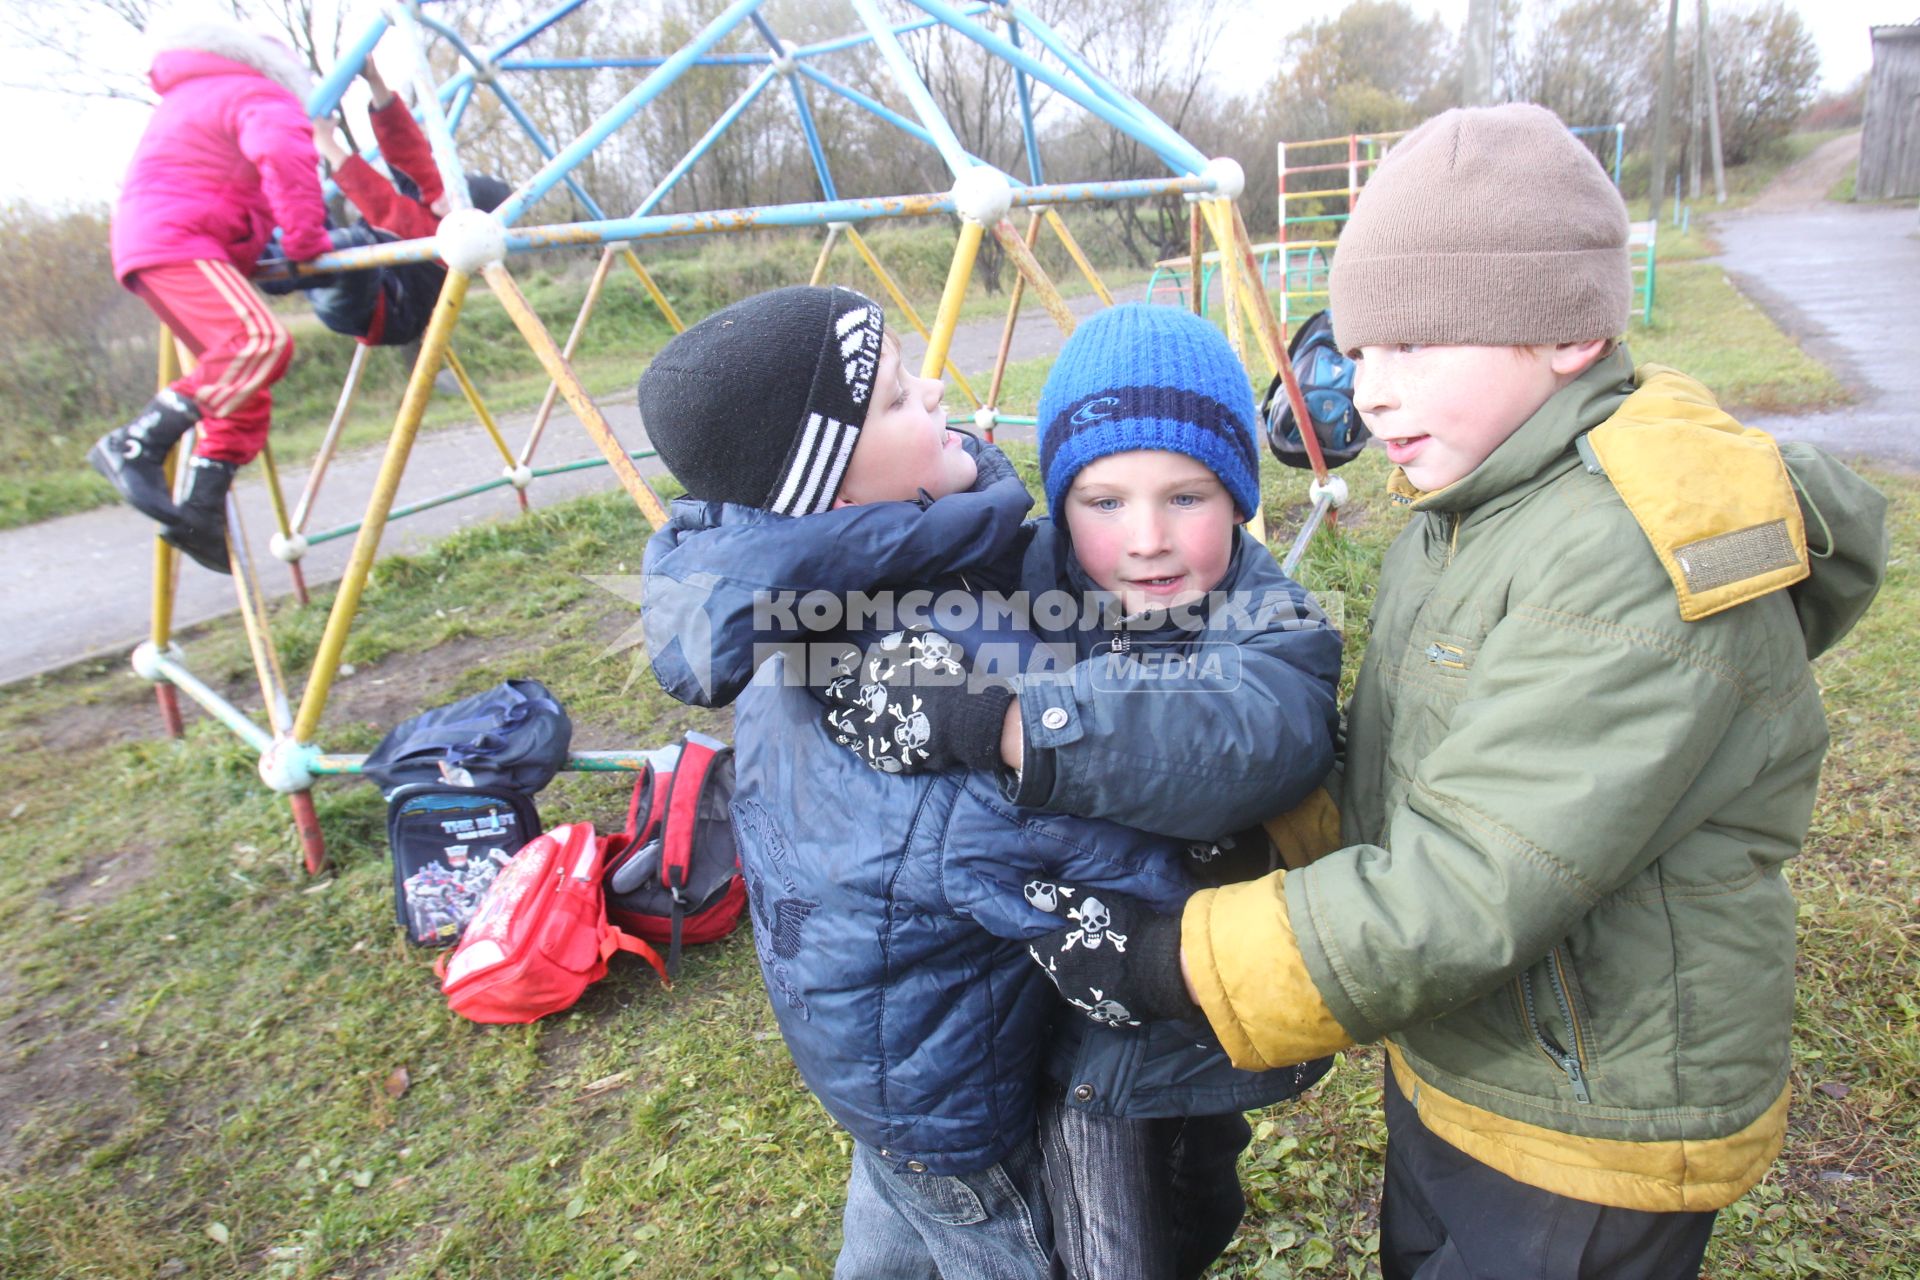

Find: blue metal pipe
<box><xmin>1008</xmin><ymin>16</ymin><xmax>1044</xmax><ymax>184</ymax></box>
<box><xmin>499</xmin><ymin>54</ymin><xmax>773</xmax><ymax>69</ymax></box>
<box><xmin>391</xmin><ymin>2</ymin><xmax>476</xmax><ymax>214</ymax></box>
<box><xmin>793</xmin><ymin>63</ymin><xmax>984</xmax><ymax>168</ymax></box>
<box><xmin>270</xmin><ymin>174</ymin><xmax>1214</xmax><ymax>276</ymax></box>
<box><xmin>790</xmin><ymin>6</ymin><xmax>990</xmax><ymax>59</ymax></box>
<box><xmin>447</xmin><ymin>77</ymin><xmax>475</xmax><ymax>131</ymax></box>
<box><xmin>487</xmin><ymin>0</ymin><xmax>593</xmax><ymax>61</ymax></box>
<box><xmin>307</xmin><ymin>15</ymin><xmax>391</xmax><ymax>117</ymax></box>
<box><xmin>632</xmin><ymin>67</ymin><xmax>779</xmax><ymax>217</ymax></box>
<box><xmin>476</xmin><ymin>65</ymin><xmax>614</xmax><ymax>218</ymax></box>
<box><xmin>494</xmin><ymin>0</ymin><xmax>766</xmax><ymax>227</ymax></box>
<box><xmin>320</xmin><ymin>71</ymin><xmax>470</xmax><ymax>205</ymax></box>
<box><xmin>990</xmin><ymin>3</ymin><xmax>1198</xmax><ymax>172</ymax></box>
<box><xmin>747</xmin><ymin>15</ymin><xmax>839</xmax><ymax>201</ymax></box>
<box><xmin>907</xmin><ymin>0</ymin><xmax>1203</xmax><ymax>174</ymax></box>
<box><xmin>848</xmin><ymin>0</ymin><xmax>972</xmax><ymax>178</ymax></box>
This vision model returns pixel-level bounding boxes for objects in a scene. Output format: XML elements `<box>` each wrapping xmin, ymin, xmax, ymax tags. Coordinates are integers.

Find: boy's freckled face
<box><xmin>834</xmin><ymin>337</ymin><xmax>976</xmax><ymax>506</ymax></box>
<box><xmin>1351</xmin><ymin>344</ymin><xmax>1564</xmax><ymax>492</ymax></box>
<box><xmin>1063</xmin><ymin>450</ymin><xmax>1237</xmax><ymax>615</ymax></box>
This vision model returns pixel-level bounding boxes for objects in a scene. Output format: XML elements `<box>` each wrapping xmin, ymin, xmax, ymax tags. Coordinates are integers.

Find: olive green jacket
<box><xmin>1184</xmin><ymin>351</ymin><xmax>1888</xmax><ymax>1210</ymax></box>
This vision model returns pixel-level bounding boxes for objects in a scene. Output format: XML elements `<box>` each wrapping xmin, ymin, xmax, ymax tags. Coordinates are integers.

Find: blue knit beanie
<box><xmin>1037</xmin><ymin>305</ymin><xmax>1261</xmax><ymax>524</ymax></box>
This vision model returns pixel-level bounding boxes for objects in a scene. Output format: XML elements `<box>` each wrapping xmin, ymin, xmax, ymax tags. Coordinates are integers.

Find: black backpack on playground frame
<box><xmin>1263</xmin><ymin>308</ymin><xmax>1366</xmax><ymax>471</ymax></box>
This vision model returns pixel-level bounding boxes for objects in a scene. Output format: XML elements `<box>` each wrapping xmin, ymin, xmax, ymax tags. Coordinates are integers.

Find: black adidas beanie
<box><xmin>637</xmin><ymin>285</ymin><xmax>886</xmax><ymax>515</ymax></box>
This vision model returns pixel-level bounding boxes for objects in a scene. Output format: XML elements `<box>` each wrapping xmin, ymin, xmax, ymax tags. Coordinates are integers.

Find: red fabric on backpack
<box><xmin>436</xmin><ymin>821</ymin><xmax>667</xmax><ymax>1024</ymax></box>
<box><xmin>603</xmin><ymin>734</ymin><xmax>745</xmax><ymax>975</ymax></box>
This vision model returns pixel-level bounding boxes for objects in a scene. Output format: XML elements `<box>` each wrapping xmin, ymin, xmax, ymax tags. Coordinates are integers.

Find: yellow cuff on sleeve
<box><xmin>1263</xmin><ymin>786</ymin><xmax>1342</xmax><ymax>870</ymax></box>
<box><xmin>1183</xmin><ymin>871</ymin><xmax>1355</xmax><ymax>1072</ymax></box>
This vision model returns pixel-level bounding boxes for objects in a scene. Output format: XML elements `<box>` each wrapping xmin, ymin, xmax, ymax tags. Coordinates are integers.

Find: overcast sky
<box><xmin>0</xmin><ymin>0</ymin><xmax>1909</xmax><ymax>207</ymax></box>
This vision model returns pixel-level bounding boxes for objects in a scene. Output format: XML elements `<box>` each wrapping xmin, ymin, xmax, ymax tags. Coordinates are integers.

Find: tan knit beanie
<box><xmin>1329</xmin><ymin>104</ymin><xmax>1630</xmax><ymax>352</ymax></box>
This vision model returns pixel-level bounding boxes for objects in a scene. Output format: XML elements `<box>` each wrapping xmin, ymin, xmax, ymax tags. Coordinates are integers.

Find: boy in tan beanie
<box><xmin>1030</xmin><ymin>103</ymin><xmax>1889</xmax><ymax>1276</ymax></box>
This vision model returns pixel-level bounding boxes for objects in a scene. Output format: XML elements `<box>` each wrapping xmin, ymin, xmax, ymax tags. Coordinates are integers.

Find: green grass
<box><xmin>1627</xmin><ymin>261</ymin><xmax>1850</xmax><ymax>414</ymax></box>
<box><xmin>2</xmin><ymin>440</ymin><xmax>1913</xmax><ymax>1277</ymax></box>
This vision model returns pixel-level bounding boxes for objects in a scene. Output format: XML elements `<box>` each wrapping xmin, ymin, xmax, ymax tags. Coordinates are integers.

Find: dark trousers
<box><xmin>1381</xmin><ymin>1070</ymin><xmax>1716</xmax><ymax>1280</ymax></box>
<box><xmin>1037</xmin><ymin>1082</ymin><xmax>1252</xmax><ymax>1280</ymax></box>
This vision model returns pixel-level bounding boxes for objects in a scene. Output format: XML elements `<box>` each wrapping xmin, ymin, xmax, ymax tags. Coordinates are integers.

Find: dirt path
<box><xmin>1745</xmin><ymin>132</ymin><xmax>1862</xmax><ymax>211</ymax></box>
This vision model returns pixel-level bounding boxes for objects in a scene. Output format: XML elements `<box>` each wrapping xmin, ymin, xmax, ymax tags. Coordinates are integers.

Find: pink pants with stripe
<box><xmin>129</xmin><ymin>259</ymin><xmax>293</xmax><ymax>464</ymax></box>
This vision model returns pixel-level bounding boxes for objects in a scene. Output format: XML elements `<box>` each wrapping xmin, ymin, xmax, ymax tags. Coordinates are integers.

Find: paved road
<box><xmin>0</xmin><ymin>282</ymin><xmax>1133</xmax><ymax>685</ymax></box>
<box><xmin>1710</xmin><ymin>189</ymin><xmax>1920</xmax><ymax>471</ymax></box>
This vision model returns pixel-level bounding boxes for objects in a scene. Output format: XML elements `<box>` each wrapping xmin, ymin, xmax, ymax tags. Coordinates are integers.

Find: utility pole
<box><xmin>1699</xmin><ymin>0</ymin><xmax>1728</xmax><ymax>203</ymax></box>
<box><xmin>1689</xmin><ymin>16</ymin><xmax>1706</xmax><ymax>199</ymax></box>
<box><xmin>1649</xmin><ymin>0</ymin><xmax>1681</xmax><ymax>224</ymax></box>
<box><xmin>1464</xmin><ymin>0</ymin><xmax>1497</xmax><ymax>105</ymax></box>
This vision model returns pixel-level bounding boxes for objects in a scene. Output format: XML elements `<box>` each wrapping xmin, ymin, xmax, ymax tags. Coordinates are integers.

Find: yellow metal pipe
<box><xmin>443</xmin><ymin>347</ymin><xmax>517</xmax><ymax>468</ymax></box>
<box><xmin>226</xmin><ymin>499</ymin><xmax>293</xmax><ymax>738</ymax></box>
<box><xmin>991</xmin><ymin>217</ymin><xmax>1075</xmax><ymax>337</ymax></box>
<box><xmin>844</xmin><ymin>226</ymin><xmax>982</xmax><ymax>409</ymax></box>
<box><xmin>1227</xmin><ymin>201</ymin><xmax>1289</xmax><ymax>378</ymax></box>
<box><xmin>987</xmin><ymin>209</ymin><xmax>1043</xmax><ymax>411</ymax></box>
<box><xmin>923</xmin><ymin>219</ymin><xmax>985</xmax><ymax>384</ymax></box>
<box><xmin>149</xmin><ymin>327</ymin><xmax>185</xmax><ymax>648</ymax></box>
<box><xmin>256</xmin><ymin>440</ymin><xmax>294</xmax><ymax>543</ymax></box>
<box><xmin>521</xmin><ymin>245</ymin><xmax>619</xmax><ymax>468</ymax></box>
<box><xmin>1043</xmin><ymin>209</ymin><xmax>1113</xmax><ymax>306</ymax></box>
<box><xmin>620</xmin><ymin>248</ymin><xmax>684</xmax><ymax>333</ymax></box>
<box><xmin>809</xmin><ymin>225</ymin><xmax>843</xmax><ymax>287</ymax></box>
<box><xmin>1188</xmin><ymin>203</ymin><xmax>1205</xmax><ymax>317</ymax></box>
<box><xmin>1203</xmin><ymin>201</ymin><xmax>1246</xmax><ymax>364</ymax></box>
<box><xmin>483</xmin><ymin>262</ymin><xmax>669</xmax><ymax>530</ymax></box>
<box><xmin>294</xmin><ymin>269</ymin><xmax>472</xmax><ymax>743</ymax></box>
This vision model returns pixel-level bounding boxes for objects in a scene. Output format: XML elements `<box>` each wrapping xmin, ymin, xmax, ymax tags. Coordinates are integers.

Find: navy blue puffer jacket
<box><xmin>642</xmin><ymin>469</ymin><xmax>1338</xmax><ymax>1172</ymax></box>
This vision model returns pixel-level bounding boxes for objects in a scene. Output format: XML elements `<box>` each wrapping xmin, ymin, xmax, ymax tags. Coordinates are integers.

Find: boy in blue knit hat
<box><xmin>816</xmin><ymin>303</ymin><xmax>1345</xmax><ymax>1278</ymax></box>
<box><xmin>643</xmin><ymin>291</ymin><xmax>1340</xmax><ymax>1278</ymax></box>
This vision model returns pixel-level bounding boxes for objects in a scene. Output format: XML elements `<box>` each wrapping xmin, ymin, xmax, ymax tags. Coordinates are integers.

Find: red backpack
<box><xmin>602</xmin><ymin>732</ymin><xmax>745</xmax><ymax>979</ymax></box>
<box><xmin>436</xmin><ymin>821</ymin><xmax>668</xmax><ymax>1024</ymax></box>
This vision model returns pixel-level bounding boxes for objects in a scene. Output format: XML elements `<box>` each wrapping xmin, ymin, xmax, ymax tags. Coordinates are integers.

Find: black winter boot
<box><xmin>88</xmin><ymin>389</ymin><xmax>201</xmax><ymax>524</ymax></box>
<box><xmin>160</xmin><ymin>455</ymin><xmax>238</xmax><ymax>575</ymax></box>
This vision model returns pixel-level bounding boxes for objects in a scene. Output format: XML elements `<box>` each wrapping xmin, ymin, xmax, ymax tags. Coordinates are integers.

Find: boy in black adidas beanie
<box><xmin>639</xmin><ymin>284</ymin><xmax>979</xmax><ymax>515</ymax></box>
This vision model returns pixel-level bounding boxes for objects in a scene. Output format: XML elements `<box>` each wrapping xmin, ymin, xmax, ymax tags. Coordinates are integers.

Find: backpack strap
<box><xmin>602</xmin><ymin>926</ymin><xmax>670</xmax><ymax>988</ymax></box>
<box><xmin>657</xmin><ymin>732</ymin><xmax>725</xmax><ymax>979</ymax></box>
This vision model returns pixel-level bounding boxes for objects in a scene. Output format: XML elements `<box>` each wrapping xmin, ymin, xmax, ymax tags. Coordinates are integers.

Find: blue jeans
<box><xmin>1037</xmin><ymin>1083</ymin><xmax>1252</xmax><ymax>1280</ymax></box>
<box><xmin>834</xmin><ymin>1136</ymin><xmax>1057</xmax><ymax>1280</ymax></box>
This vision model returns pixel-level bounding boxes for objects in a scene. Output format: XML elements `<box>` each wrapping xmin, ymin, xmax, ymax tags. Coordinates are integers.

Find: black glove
<box><xmin>823</xmin><ymin>628</ymin><xmax>1014</xmax><ymax>775</ymax></box>
<box><xmin>1024</xmin><ymin>885</ymin><xmax>1196</xmax><ymax>1027</ymax></box>
<box><xmin>963</xmin><ymin>435</ymin><xmax>1019</xmax><ymax>490</ymax></box>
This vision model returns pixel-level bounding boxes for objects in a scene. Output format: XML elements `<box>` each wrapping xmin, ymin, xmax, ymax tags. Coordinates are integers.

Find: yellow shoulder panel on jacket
<box><xmin>1387</xmin><ymin>1045</ymin><xmax>1788</xmax><ymax>1212</ymax></box>
<box><xmin>1184</xmin><ymin>872</ymin><xmax>1355</xmax><ymax>1072</ymax></box>
<box><xmin>1586</xmin><ymin>365</ymin><xmax>1808</xmax><ymax>622</ymax></box>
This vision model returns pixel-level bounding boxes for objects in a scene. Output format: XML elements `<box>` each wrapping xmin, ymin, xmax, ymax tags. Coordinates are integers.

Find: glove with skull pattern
<box><xmin>1022</xmin><ymin>883</ymin><xmax>1196</xmax><ymax>1028</ymax></box>
<box><xmin>822</xmin><ymin>627</ymin><xmax>1014</xmax><ymax>775</ymax></box>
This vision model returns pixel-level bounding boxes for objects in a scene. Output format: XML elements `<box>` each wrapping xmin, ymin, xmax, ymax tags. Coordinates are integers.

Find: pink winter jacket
<box><xmin>111</xmin><ymin>28</ymin><xmax>332</xmax><ymax>285</ymax></box>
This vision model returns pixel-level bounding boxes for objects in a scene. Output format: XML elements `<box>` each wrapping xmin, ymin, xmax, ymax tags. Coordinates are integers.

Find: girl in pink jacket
<box><xmin>92</xmin><ymin>22</ymin><xmax>332</xmax><ymax>574</ymax></box>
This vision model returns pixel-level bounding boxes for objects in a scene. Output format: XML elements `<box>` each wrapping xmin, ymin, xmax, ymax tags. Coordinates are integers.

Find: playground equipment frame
<box><xmin>136</xmin><ymin>0</ymin><xmax>1337</xmax><ymax>873</ymax></box>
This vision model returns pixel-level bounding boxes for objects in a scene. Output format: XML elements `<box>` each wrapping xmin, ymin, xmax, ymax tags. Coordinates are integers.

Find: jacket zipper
<box><xmin>1518</xmin><ymin>950</ymin><xmax>1592</xmax><ymax>1103</ymax></box>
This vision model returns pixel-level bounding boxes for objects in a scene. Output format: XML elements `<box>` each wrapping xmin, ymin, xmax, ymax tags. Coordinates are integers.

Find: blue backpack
<box><xmin>1263</xmin><ymin>309</ymin><xmax>1365</xmax><ymax>471</ymax></box>
<box><xmin>362</xmin><ymin>679</ymin><xmax>572</xmax><ymax>796</ymax></box>
<box><xmin>364</xmin><ymin>680</ymin><xmax>572</xmax><ymax>946</ymax></box>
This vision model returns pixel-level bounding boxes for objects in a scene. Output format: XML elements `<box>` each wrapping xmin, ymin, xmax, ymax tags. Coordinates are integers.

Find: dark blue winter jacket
<box><xmin>642</xmin><ymin>466</ymin><xmax>1339</xmax><ymax>1173</ymax></box>
<box><xmin>1008</xmin><ymin>521</ymin><xmax>1343</xmax><ymax>1115</ymax></box>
